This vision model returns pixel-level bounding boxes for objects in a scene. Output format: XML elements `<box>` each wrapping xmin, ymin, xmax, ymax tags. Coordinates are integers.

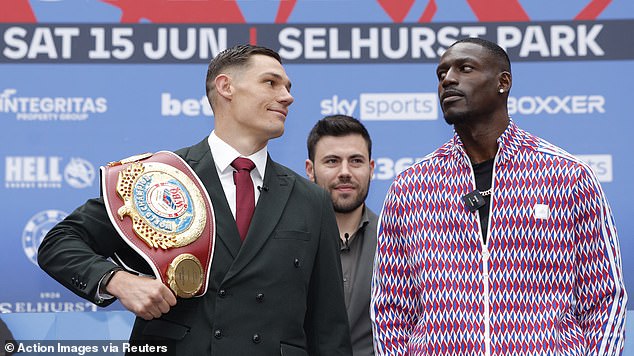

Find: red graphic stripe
<box><xmin>100</xmin><ymin>0</ymin><xmax>245</xmax><ymax>23</ymax></box>
<box><xmin>0</xmin><ymin>0</ymin><xmax>36</xmax><ymax>22</ymax></box>
<box><xmin>250</xmin><ymin>27</ymin><xmax>258</xmax><ymax>45</ymax></box>
<box><xmin>466</xmin><ymin>0</ymin><xmax>530</xmax><ymax>21</ymax></box>
<box><xmin>418</xmin><ymin>0</ymin><xmax>438</xmax><ymax>22</ymax></box>
<box><xmin>275</xmin><ymin>0</ymin><xmax>297</xmax><ymax>23</ymax></box>
<box><xmin>377</xmin><ymin>0</ymin><xmax>416</xmax><ymax>23</ymax></box>
<box><xmin>575</xmin><ymin>0</ymin><xmax>612</xmax><ymax>20</ymax></box>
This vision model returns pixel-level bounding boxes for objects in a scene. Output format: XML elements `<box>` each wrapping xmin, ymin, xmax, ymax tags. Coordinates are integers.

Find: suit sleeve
<box><xmin>573</xmin><ymin>165</ymin><xmax>627</xmax><ymax>356</ymax></box>
<box><xmin>37</xmin><ymin>197</ymin><xmax>123</xmax><ymax>307</ymax></box>
<box><xmin>371</xmin><ymin>178</ymin><xmax>419</xmax><ymax>356</ymax></box>
<box><xmin>305</xmin><ymin>189</ymin><xmax>353</xmax><ymax>355</ymax></box>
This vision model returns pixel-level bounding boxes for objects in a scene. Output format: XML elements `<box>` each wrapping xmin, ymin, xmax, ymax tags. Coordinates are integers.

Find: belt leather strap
<box><xmin>101</xmin><ymin>151</ymin><xmax>215</xmax><ymax>298</ymax></box>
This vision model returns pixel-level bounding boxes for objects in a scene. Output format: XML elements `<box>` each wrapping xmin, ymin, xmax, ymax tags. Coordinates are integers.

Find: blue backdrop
<box><xmin>1</xmin><ymin>0</ymin><xmax>632</xmax><ymax>343</ymax></box>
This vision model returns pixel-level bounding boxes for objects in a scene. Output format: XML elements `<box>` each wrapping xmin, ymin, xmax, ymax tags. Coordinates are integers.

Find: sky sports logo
<box><xmin>320</xmin><ymin>93</ymin><xmax>437</xmax><ymax>121</ymax></box>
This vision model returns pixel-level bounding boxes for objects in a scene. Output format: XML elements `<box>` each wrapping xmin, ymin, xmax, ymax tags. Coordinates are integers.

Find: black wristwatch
<box><xmin>100</xmin><ymin>267</ymin><xmax>124</xmax><ymax>293</ymax></box>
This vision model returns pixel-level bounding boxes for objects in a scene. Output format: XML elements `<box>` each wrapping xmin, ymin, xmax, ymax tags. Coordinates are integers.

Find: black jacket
<box><xmin>38</xmin><ymin>138</ymin><xmax>352</xmax><ymax>356</ymax></box>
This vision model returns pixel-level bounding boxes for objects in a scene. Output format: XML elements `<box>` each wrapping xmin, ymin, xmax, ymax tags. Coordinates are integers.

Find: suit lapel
<box><xmin>223</xmin><ymin>156</ymin><xmax>294</xmax><ymax>281</ymax></box>
<box><xmin>183</xmin><ymin>139</ymin><xmax>242</xmax><ymax>259</ymax></box>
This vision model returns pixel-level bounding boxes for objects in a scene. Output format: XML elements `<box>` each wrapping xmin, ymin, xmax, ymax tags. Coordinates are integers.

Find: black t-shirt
<box><xmin>472</xmin><ymin>158</ymin><xmax>494</xmax><ymax>244</ymax></box>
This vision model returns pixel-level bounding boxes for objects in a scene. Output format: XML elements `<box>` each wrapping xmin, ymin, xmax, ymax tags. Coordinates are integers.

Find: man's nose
<box><xmin>441</xmin><ymin>68</ymin><xmax>458</xmax><ymax>87</ymax></box>
<box><xmin>279</xmin><ymin>88</ymin><xmax>294</xmax><ymax>106</ymax></box>
<box><xmin>338</xmin><ymin>161</ymin><xmax>352</xmax><ymax>177</ymax></box>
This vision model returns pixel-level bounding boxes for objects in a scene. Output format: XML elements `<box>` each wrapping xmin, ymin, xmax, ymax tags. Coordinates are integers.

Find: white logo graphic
<box><xmin>360</xmin><ymin>93</ymin><xmax>437</xmax><ymax>120</ymax></box>
<box><xmin>0</xmin><ymin>88</ymin><xmax>107</xmax><ymax>121</ymax></box>
<box><xmin>0</xmin><ymin>301</ymin><xmax>98</xmax><ymax>313</ymax></box>
<box><xmin>161</xmin><ymin>93</ymin><xmax>213</xmax><ymax>117</ymax></box>
<box><xmin>507</xmin><ymin>95</ymin><xmax>605</xmax><ymax>115</ymax></box>
<box><xmin>5</xmin><ymin>156</ymin><xmax>95</xmax><ymax>189</ymax></box>
<box><xmin>320</xmin><ymin>93</ymin><xmax>438</xmax><ymax>120</ymax></box>
<box><xmin>320</xmin><ymin>95</ymin><xmax>357</xmax><ymax>116</ymax></box>
<box><xmin>576</xmin><ymin>154</ymin><xmax>613</xmax><ymax>182</ymax></box>
<box><xmin>22</xmin><ymin>210</ymin><xmax>68</xmax><ymax>265</ymax></box>
<box><xmin>373</xmin><ymin>157</ymin><xmax>424</xmax><ymax>181</ymax></box>
<box><xmin>64</xmin><ymin>157</ymin><xmax>95</xmax><ymax>189</ymax></box>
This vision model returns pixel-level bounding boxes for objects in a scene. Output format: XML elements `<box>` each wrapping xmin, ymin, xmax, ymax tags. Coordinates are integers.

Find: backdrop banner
<box><xmin>1</xmin><ymin>1</ymin><xmax>632</xmax><ymax>317</ymax></box>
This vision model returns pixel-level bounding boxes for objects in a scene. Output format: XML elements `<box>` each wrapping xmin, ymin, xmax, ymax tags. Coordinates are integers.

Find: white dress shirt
<box><xmin>207</xmin><ymin>131</ymin><xmax>267</xmax><ymax>219</ymax></box>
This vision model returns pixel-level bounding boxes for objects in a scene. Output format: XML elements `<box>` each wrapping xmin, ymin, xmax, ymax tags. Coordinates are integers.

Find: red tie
<box><xmin>231</xmin><ymin>157</ymin><xmax>256</xmax><ymax>241</ymax></box>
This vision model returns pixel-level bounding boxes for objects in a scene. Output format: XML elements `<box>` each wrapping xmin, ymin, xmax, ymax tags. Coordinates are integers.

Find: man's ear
<box><xmin>499</xmin><ymin>71</ymin><xmax>512</xmax><ymax>93</ymax></box>
<box><xmin>215</xmin><ymin>74</ymin><xmax>232</xmax><ymax>100</ymax></box>
<box><xmin>369</xmin><ymin>158</ymin><xmax>375</xmax><ymax>178</ymax></box>
<box><xmin>305</xmin><ymin>159</ymin><xmax>316</xmax><ymax>182</ymax></box>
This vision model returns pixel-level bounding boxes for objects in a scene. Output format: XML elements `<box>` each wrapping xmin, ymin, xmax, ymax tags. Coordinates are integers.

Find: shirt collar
<box><xmin>340</xmin><ymin>205</ymin><xmax>370</xmax><ymax>250</ymax></box>
<box><xmin>207</xmin><ymin>131</ymin><xmax>267</xmax><ymax>179</ymax></box>
<box><xmin>448</xmin><ymin>118</ymin><xmax>527</xmax><ymax>166</ymax></box>
<box><xmin>357</xmin><ymin>205</ymin><xmax>370</xmax><ymax>232</ymax></box>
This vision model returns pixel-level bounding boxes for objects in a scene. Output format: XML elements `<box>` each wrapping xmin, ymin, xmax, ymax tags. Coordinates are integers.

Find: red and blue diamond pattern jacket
<box><xmin>371</xmin><ymin>120</ymin><xmax>627</xmax><ymax>356</ymax></box>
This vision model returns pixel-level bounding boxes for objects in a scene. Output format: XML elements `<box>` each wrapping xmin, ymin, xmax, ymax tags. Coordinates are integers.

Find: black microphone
<box><xmin>257</xmin><ymin>185</ymin><xmax>269</xmax><ymax>192</ymax></box>
<box><xmin>341</xmin><ymin>233</ymin><xmax>350</xmax><ymax>252</ymax></box>
<box><xmin>462</xmin><ymin>190</ymin><xmax>485</xmax><ymax>212</ymax></box>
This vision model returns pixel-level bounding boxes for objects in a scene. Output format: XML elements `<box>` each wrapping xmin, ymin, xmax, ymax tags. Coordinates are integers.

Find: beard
<box><xmin>331</xmin><ymin>186</ymin><xmax>369</xmax><ymax>213</ymax></box>
<box><xmin>315</xmin><ymin>176</ymin><xmax>371</xmax><ymax>214</ymax></box>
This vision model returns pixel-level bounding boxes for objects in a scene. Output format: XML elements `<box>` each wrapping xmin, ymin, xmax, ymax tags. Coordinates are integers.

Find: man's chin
<box><xmin>334</xmin><ymin>206</ymin><xmax>359</xmax><ymax>214</ymax></box>
<box><xmin>268</xmin><ymin>127</ymin><xmax>285</xmax><ymax>139</ymax></box>
<box><xmin>443</xmin><ymin>112</ymin><xmax>466</xmax><ymax>125</ymax></box>
<box><xmin>333</xmin><ymin>199</ymin><xmax>363</xmax><ymax>214</ymax></box>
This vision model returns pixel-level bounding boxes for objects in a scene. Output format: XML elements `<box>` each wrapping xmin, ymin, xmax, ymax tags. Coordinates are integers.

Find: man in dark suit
<box><xmin>38</xmin><ymin>44</ymin><xmax>352</xmax><ymax>356</ymax></box>
<box><xmin>305</xmin><ymin>115</ymin><xmax>377</xmax><ymax>355</ymax></box>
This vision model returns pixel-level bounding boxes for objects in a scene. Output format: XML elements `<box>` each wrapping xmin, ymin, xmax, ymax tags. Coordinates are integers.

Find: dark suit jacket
<box><xmin>38</xmin><ymin>138</ymin><xmax>352</xmax><ymax>356</ymax></box>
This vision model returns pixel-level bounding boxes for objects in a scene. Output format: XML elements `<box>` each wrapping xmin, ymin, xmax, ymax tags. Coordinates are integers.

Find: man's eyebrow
<box><xmin>262</xmin><ymin>72</ymin><xmax>292</xmax><ymax>90</ymax></box>
<box><xmin>436</xmin><ymin>55</ymin><xmax>481</xmax><ymax>73</ymax></box>
<box><xmin>439</xmin><ymin>55</ymin><xmax>478</xmax><ymax>66</ymax></box>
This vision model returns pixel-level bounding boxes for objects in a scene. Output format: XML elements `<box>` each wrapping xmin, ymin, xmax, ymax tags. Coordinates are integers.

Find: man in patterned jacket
<box><xmin>371</xmin><ymin>37</ymin><xmax>627</xmax><ymax>356</ymax></box>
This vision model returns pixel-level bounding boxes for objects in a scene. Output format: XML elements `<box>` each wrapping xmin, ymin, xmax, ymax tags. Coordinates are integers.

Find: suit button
<box><xmin>218</xmin><ymin>289</ymin><xmax>226</xmax><ymax>298</ymax></box>
<box><xmin>294</xmin><ymin>258</ymin><xmax>300</xmax><ymax>267</ymax></box>
<box><xmin>256</xmin><ymin>293</ymin><xmax>264</xmax><ymax>303</ymax></box>
<box><xmin>214</xmin><ymin>330</ymin><xmax>222</xmax><ymax>339</ymax></box>
<box><xmin>252</xmin><ymin>334</ymin><xmax>261</xmax><ymax>344</ymax></box>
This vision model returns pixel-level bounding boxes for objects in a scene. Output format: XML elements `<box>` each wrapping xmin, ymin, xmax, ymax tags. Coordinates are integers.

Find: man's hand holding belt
<box><xmin>106</xmin><ymin>270</ymin><xmax>177</xmax><ymax>320</ymax></box>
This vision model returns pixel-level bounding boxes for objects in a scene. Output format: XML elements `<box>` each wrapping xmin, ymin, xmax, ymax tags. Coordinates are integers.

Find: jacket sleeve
<box><xmin>37</xmin><ymin>197</ymin><xmax>123</xmax><ymax>307</ymax></box>
<box><xmin>305</xmin><ymin>189</ymin><xmax>353</xmax><ymax>355</ymax></box>
<box><xmin>573</xmin><ymin>165</ymin><xmax>627</xmax><ymax>356</ymax></box>
<box><xmin>371</xmin><ymin>178</ymin><xmax>419</xmax><ymax>356</ymax></box>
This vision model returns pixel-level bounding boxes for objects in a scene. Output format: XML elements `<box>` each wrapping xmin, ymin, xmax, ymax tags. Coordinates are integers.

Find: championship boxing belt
<box><xmin>101</xmin><ymin>151</ymin><xmax>215</xmax><ymax>298</ymax></box>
